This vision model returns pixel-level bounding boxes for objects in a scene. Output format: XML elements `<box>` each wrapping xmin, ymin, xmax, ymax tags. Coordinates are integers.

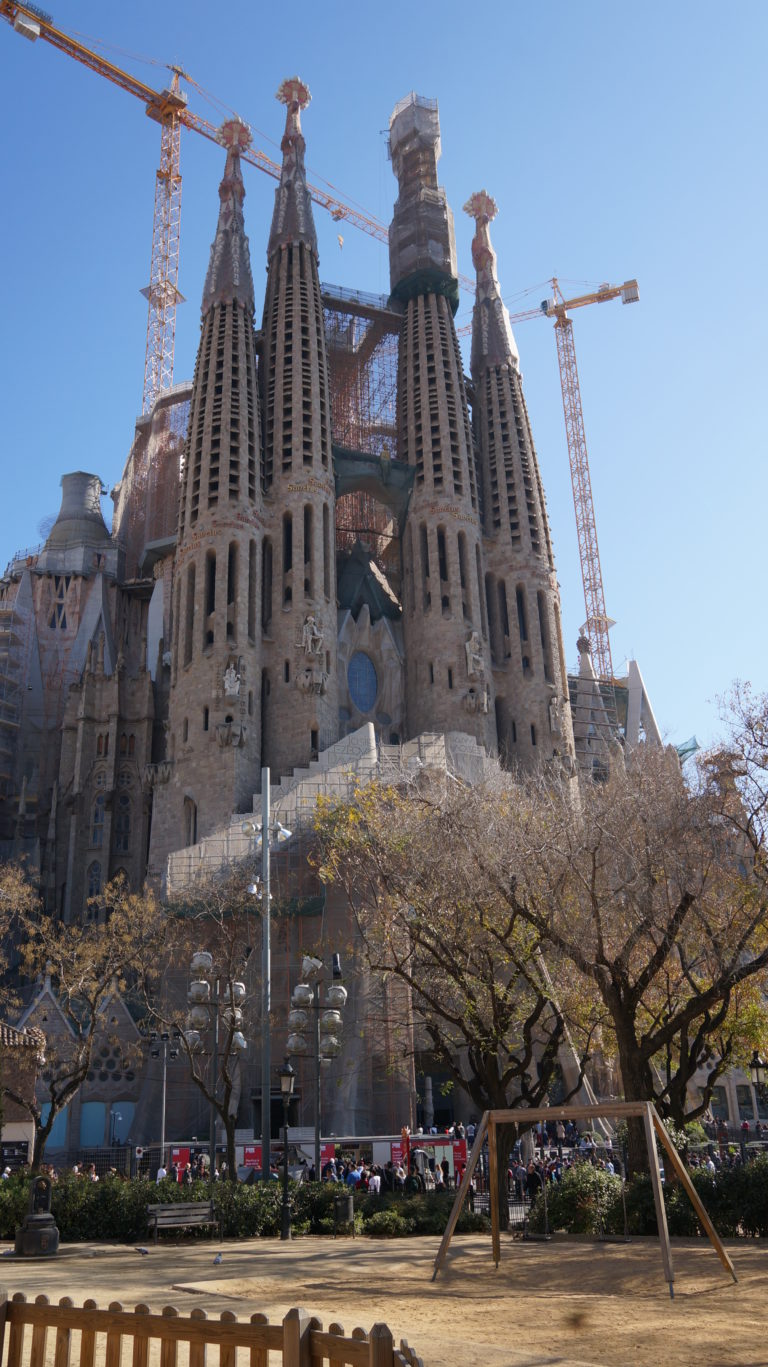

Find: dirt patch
<box><xmin>1</xmin><ymin>1234</ymin><xmax>765</xmax><ymax>1366</ymax></box>
<box><xmin>173</xmin><ymin>1235</ymin><xmax>768</xmax><ymax>1367</ymax></box>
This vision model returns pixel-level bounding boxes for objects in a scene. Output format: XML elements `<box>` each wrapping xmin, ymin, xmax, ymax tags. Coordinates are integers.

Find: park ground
<box><xmin>0</xmin><ymin>1234</ymin><xmax>766</xmax><ymax>1366</ymax></box>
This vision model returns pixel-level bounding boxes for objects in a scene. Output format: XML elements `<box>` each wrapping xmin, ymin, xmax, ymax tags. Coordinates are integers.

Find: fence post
<box><xmin>368</xmin><ymin>1323</ymin><xmax>393</xmax><ymax>1367</ymax></box>
<box><xmin>0</xmin><ymin>1290</ymin><xmax>7</xmax><ymax>1365</ymax></box>
<box><xmin>282</xmin><ymin>1308</ymin><xmax>312</xmax><ymax>1367</ymax></box>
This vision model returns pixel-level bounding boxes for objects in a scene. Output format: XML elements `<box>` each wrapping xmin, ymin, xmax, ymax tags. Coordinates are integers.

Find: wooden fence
<box><xmin>0</xmin><ymin>1293</ymin><xmax>424</xmax><ymax>1367</ymax></box>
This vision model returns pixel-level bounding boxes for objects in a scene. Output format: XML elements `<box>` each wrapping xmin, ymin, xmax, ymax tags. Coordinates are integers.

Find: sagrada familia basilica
<box><xmin>0</xmin><ymin>82</ymin><xmax>659</xmax><ymax>1154</ymax></box>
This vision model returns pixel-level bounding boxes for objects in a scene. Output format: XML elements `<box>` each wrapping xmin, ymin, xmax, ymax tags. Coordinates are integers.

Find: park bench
<box><xmin>146</xmin><ymin>1199</ymin><xmax>221</xmax><ymax>1243</ymax></box>
<box><xmin>0</xmin><ymin>1292</ymin><xmax>425</xmax><ymax>1367</ymax></box>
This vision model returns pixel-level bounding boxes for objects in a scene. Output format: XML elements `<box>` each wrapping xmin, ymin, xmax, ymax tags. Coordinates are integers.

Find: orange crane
<box><xmin>0</xmin><ymin>0</ymin><xmax>404</xmax><ymax>412</ymax></box>
<box><xmin>2</xmin><ymin>3</ymin><xmax>633</xmax><ymax>681</ymax></box>
<box><xmin>460</xmin><ymin>276</ymin><xmax>639</xmax><ymax>681</ymax></box>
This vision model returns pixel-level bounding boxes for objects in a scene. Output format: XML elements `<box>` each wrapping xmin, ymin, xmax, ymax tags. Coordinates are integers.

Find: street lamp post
<box><xmin>109</xmin><ymin>1110</ymin><xmax>123</xmax><ymax>1146</ymax></box>
<box><xmin>278</xmin><ymin>1057</ymin><xmax>296</xmax><ymax>1240</ymax></box>
<box><xmin>187</xmin><ymin>954</ymin><xmax>248</xmax><ymax>1188</ymax></box>
<box><xmin>243</xmin><ymin>766</ymin><xmax>291</xmax><ymax>1180</ymax></box>
<box><xmin>150</xmin><ymin>1029</ymin><xmax>180</xmax><ymax>1165</ymax></box>
<box><xmin>287</xmin><ymin>954</ymin><xmax>347</xmax><ymax>1179</ymax></box>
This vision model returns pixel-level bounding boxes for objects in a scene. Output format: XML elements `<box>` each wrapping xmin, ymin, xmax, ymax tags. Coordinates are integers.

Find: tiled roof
<box><xmin>0</xmin><ymin>1022</ymin><xmax>45</xmax><ymax>1051</ymax></box>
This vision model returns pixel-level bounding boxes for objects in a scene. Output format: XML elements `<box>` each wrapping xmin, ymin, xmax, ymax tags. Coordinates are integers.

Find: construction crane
<box><xmin>541</xmin><ymin>278</ymin><xmax>639</xmax><ymax>682</ymax></box>
<box><xmin>460</xmin><ymin>276</ymin><xmax>638</xmax><ymax>681</ymax></box>
<box><xmin>2</xmin><ymin>3</ymin><xmax>632</xmax><ymax>680</ymax></box>
<box><xmin>0</xmin><ymin>0</ymin><xmax>407</xmax><ymax>412</ymax></box>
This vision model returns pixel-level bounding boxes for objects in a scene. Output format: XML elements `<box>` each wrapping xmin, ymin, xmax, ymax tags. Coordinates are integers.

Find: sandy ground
<box><xmin>0</xmin><ymin>1234</ymin><xmax>766</xmax><ymax>1367</ymax></box>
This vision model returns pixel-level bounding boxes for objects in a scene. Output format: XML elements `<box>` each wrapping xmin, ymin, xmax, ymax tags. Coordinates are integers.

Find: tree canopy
<box><xmin>317</xmin><ymin>687</ymin><xmax>768</xmax><ymax>1176</ymax></box>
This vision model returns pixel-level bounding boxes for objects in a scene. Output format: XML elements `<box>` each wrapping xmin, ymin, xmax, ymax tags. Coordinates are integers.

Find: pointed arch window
<box><xmin>114</xmin><ymin>794</ymin><xmax>131</xmax><ymax>853</ymax></box>
<box><xmin>183</xmin><ymin>797</ymin><xmax>198</xmax><ymax>848</ymax></box>
<box><xmin>48</xmin><ymin>575</ymin><xmax>72</xmax><ymax>629</ymax></box>
<box><xmin>87</xmin><ymin>861</ymin><xmax>102</xmax><ymax>898</ymax></box>
<box><xmin>91</xmin><ymin>793</ymin><xmax>105</xmax><ymax>848</ymax></box>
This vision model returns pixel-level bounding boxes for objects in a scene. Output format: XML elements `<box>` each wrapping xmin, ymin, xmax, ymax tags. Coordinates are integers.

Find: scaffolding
<box><xmin>113</xmin><ymin>384</ymin><xmax>192</xmax><ymax>579</ymax></box>
<box><xmin>322</xmin><ymin>284</ymin><xmax>401</xmax><ymax>568</ymax></box>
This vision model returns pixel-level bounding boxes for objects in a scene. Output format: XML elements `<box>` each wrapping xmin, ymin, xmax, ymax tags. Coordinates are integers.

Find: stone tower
<box><xmin>260</xmin><ymin>78</ymin><xmax>338</xmax><ymax>780</ymax></box>
<box><xmin>150</xmin><ymin>119</ymin><xmax>264</xmax><ymax>864</ymax></box>
<box><xmin>465</xmin><ymin>191</ymin><xmax>574</xmax><ymax>769</ymax></box>
<box><xmin>389</xmin><ymin>95</ymin><xmax>494</xmax><ymax>746</ymax></box>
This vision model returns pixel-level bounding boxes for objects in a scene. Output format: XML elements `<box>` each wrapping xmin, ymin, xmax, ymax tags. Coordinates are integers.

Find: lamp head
<box><xmin>278</xmin><ymin>1056</ymin><xmax>296</xmax><ymax>1096</ymax></box>
<box><xmin>302</xmin><ymin>954</ymin><xmax>324</xmax><ymax>980</ymax></box>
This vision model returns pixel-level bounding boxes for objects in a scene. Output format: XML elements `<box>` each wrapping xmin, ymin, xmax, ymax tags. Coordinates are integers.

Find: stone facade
<box><xmin>0</xmin><ymin>85</ymin><xmax>580</xmax><ymax>1149</ymax></box>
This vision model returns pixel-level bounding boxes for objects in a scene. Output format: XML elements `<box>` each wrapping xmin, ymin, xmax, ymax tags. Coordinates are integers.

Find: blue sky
<box><xmin>1</xmin><ymin>1</ymin><xmax>765</xmax><ymax>749</ymax></box>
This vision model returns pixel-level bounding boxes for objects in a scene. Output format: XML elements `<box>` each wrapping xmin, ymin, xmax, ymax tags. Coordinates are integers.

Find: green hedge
<box><xmin>526</xmin><ymin>1157</ymin><xmax>768</xmax><ymax>1239</ymax></box>
<box><xmin>0</xmin><ymin>1176</ymin><xmax>490</xmax><ymax>1244</ymax></box>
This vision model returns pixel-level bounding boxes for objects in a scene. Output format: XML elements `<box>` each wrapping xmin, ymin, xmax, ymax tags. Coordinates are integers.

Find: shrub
<box><xmin>528</xmin><ymin>1164</ymin><xmax>622</xmax><ymax>1235</ymax></box>
<box><xmin>365</xmin><ymin>1208</ymin><xmax>416</xmax><ymax>1238</ymax></box>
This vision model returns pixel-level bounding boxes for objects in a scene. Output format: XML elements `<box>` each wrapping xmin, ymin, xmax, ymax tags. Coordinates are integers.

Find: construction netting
<box><xmin>322</xmin><ymin>284</ymin><xmax>400</xmax><ymax>566</ymax></box>
<box><xmin>113</xmin><ymin>384</ymin><xmax>192</xmax><ymax>580</ymax></box>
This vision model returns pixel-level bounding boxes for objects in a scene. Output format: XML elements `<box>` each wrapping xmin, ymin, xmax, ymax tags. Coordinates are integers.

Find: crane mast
<box><xmin>553</xmin><ymin>307</ymin><xmax>613</xmax><ymax>679</ymax></box>
<box><xmin>2</xmin><ymin>1</ymin><xmax>637</xmax><ymax>680</ymax></box>
<box><xmin>141</xmin><ymin>72</ymin><xmax>186</xmax><ymax>412</ymax></box>
<box><xmin>543</xmin><ymin>278</ymin><xmax>638</xmax><ymax>681</ymax></box>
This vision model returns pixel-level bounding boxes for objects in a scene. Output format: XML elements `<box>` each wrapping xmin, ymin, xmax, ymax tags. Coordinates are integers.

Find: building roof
<box><xmin>0</xmin><ymin>1021</ymin><xmax>45</xmax><ymax>1052</ymax></box>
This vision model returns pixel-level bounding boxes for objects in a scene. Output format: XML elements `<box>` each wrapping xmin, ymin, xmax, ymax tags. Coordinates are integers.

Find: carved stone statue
<box><xmin>216</xmin><ymin>721</ymin><xmax>246</xmax><ymax>748</ymax></box>
<box><xmin>222</xmin><ymin>661</ymin><xmax>241</xmax><ymax>697</ymax></box>
<box><xmin>296</xmin><ymin>665</ymin><xmax>328</xmax><ymax>696</ymax></box>
<box><xmin>465</xmin><ymin>631</ymin><xmax>485</xmax><ymax>680</ymax></box>
<box><xmin>300</xmin><ymin>614</ymin><xmax>324</xmax><ymax>656</ymax></box>
<box><xmin>462</xmin><ymin>686</ymin><xmax>489</xmax><ymax>716</ymax></box>
<box><xmin>548</xmin><ymin>695</ymin><xmax>561</xmax><ymax>735</ymax></box>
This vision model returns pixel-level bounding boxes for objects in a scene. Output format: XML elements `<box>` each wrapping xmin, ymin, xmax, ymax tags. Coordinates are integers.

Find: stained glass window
<box><xmin>347</xmin><ymin>652</ymin><xmax>377</xmax><ymax>714</ymax></box>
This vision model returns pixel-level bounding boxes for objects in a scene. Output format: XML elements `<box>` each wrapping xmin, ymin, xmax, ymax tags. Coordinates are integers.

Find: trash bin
<box><xmin>334</xmin><ymin>1191</ymin><xmax>355</xmax><ymax>1237</ymax></box>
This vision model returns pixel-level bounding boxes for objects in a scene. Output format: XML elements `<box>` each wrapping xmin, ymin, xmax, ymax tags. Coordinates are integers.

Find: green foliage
<box><xmin>365</xmin><ymin>1208</ymin><xmax>417</xmax><ymax>1237</ymax></box>
<box><xmin>528</xmin><ymin>1164</ymin><xmax>622</xmax><ymax>1235</ymax></box>
<box><xmin>525</xmin><ymin>1157</ymin><xmax>768</xmax><ymax>1241</ymax></box>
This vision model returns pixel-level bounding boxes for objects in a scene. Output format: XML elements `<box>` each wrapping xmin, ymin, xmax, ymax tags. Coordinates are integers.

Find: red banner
<box><xmin>171</xmin><ymin>1147</ymin><xmax>189</xmax><ymax>1181</ymax></box>
<box><xmin>244</xmin><ymin>1145</ymin><xmax>262</xmax><ymax>1168</ymax></box>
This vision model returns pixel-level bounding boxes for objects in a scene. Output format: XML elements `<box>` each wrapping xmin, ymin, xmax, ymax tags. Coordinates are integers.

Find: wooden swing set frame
<box><xmin>433</xmin><ymin>1100</ymin><xmax>737</xmax><ymax>1298</ymax></box>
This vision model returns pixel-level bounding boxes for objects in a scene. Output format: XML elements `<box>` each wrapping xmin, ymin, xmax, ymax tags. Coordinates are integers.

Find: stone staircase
<box><xmin>165</xmin><ymin>723</ymin><xmax>491</xmax><ymax>893</ymax></box>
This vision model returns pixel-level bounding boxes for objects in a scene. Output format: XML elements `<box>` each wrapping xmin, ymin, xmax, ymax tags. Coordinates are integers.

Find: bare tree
<box><xmin>0</xmin><ymin>871</ymin><xmax>165</xmax><ymax>1168</ymax></box>
<box><xmin>147</xmin><ymin>868</ymin><xmax>261</xmax><ymax>1181</ymax></box>
<box><xmin>483</xmin><ymin>733</ymin><xmax>768</xmax><ymax>1173</ymax></box>
<box><xmin>315</xmin><ymin>768</ymin><xmax>597</xmax><ymax>1227</ymax></box>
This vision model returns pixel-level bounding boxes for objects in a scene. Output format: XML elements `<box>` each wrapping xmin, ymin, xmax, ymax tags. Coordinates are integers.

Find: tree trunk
<box><xmin>224</xmin><ymin>1114</ymin><xmax>237</xmax><ymax>1182</ymax></box>
<box><xmin>494</xmin><ymin>1122</ymin><xmax>518</xmax><ymax>1233</ymax></box>
<box><xmin>614</xmin><ymin>1037</ymin><xmax>654</xmax><ymax>1177</ymax></box>
<box><xmin>33</xmin><ymin>1118</ymin><xmax>52</xmax><ymax>1171</ymax></box>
